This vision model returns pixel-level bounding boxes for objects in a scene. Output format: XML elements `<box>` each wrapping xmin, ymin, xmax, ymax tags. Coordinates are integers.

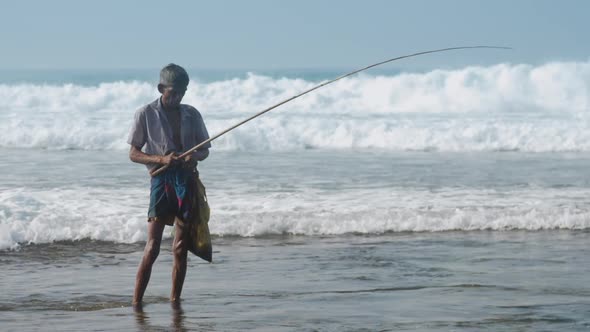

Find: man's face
<box><xmin>160</xmin><ymin>85</ymin><xmax>187</xmax><ymax>109</ymax></box>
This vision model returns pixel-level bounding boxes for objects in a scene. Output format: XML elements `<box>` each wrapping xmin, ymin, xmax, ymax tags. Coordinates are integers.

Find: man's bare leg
<box><xmin>133</xmin><ymin>220</ymin><xmax>166</xmax><ymax>305</ymax></box>
<box><xmin>171</xmin><ymin>219</ymin><xmax>189</xmax><ymax>302</ymax></box>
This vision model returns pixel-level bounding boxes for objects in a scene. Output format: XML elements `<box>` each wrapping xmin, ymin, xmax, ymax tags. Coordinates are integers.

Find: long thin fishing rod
<box><xmin>150</xmin><ymin>45</ymin><xmax>510</xmax><ymax>177</ymax></box>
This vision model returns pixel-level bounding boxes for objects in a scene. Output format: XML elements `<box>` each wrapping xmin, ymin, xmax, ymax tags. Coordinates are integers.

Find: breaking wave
<box><xmin>1</xmin><ymin>60</ymin><xmax>590</xmax><ymax>152</ymax></box>
<box><xmin>1</xmin><ymin>186</ymin><xmax>589</xmax><ymax>249</ymax></box>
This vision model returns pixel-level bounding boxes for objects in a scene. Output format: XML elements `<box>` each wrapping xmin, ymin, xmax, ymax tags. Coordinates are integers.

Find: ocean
<box><xmin>1</xmin><ymin>63</ymin><xmax>590</xmax><ymax>331</ymax></box>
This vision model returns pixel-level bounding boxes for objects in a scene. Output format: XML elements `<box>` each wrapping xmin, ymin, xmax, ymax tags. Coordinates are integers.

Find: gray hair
<box><xmin>159</xmin><ymin>63</ymin><xmax>189</xmax><ymax>87</ymax></box>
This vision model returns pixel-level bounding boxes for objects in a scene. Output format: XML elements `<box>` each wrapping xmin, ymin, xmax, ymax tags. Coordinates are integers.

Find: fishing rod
<box><xmin>150</xmin><ymin>45</ymin><xmax>510</xmax><ymax>177</ymax></box>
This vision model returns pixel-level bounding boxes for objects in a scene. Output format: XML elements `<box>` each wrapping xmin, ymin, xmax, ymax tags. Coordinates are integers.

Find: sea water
<box><xmin>1</xmin><ymin>63</ymin><xmax>590</xmax><ymax>331</ymax></box>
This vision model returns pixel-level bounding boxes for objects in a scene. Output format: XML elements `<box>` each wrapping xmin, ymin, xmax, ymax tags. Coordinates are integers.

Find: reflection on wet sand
<box><xmin>134</xmin><ymin>302</ymin><xmax>187</xmax><ymax>332</ymax></box>
<box><xmin>171</xmin><ymin>301</ymin><xmax>187</xmax><ymax>332</ymax></box>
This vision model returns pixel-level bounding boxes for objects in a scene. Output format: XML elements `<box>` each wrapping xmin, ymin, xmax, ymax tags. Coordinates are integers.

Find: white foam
<box><xmin>1</xmin><ymin>61</ymin><xmax>590</xmax><ymax>152</ymax></box>
<box><xmin>0</xmin><ymin>187</ymin><xmax>149</xmax><ymax>249</ymax></box>
<box><xmin>207</xmin><ymin>187</ymin><xmax>590</xmax><ymax>236</ymax></box>
<box><xmin>1</xmin><ymin>185</ymin><xmax>589</xmax><ymax>249</ymax></box>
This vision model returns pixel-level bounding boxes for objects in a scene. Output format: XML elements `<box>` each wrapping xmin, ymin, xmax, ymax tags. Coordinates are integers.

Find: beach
<box><xmin>2</xmin><ymin>229</ymin><xmax>589</xmax><ymax>331</ymax></box>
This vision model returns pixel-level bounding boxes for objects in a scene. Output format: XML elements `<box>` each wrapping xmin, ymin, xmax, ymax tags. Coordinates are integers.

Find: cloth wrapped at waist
<box><xmin>147</xmin><ymin>166</ymin><xmax>212</xmax><ymax>262</ymax></box>
<box><xmin>148</xmin><ymin>166</ymin><xmax>205</xmax><ymax>226</ymax></box>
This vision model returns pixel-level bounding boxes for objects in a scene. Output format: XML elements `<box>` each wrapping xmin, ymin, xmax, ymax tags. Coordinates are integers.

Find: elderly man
<box><xmin>128</xmin><ymin>64</ymin><xmax>211</xmax><ymax>305</ymax></box>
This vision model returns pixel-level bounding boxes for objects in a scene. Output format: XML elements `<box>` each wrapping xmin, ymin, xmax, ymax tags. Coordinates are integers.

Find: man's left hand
<box><xmin>181</xmin><ymin>154</ymin><xmax>197</xmax><ymax>168</ymax></box>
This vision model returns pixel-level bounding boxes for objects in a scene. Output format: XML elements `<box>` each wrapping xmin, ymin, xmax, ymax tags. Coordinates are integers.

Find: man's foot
<box><xmin>171</xmin><ymin>299</ymin><xmax>182</xmax><ymax>310</ymax></box>
<box><xmin>132</xmin><ymin>301</ymin><xmax>143</xmax><ymax>311</ymax></box>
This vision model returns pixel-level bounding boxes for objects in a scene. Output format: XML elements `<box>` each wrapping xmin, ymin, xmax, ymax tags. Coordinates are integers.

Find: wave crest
<box><xmin>1</xmin><ymin>61</ymin><xmax>590</xmax><ymax>152</ymax></box>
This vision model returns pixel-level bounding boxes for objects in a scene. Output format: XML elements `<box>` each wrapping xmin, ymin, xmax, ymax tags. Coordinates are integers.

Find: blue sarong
<box><xmin>148</xmin><ymin>167</ymin><xmax>197</xmax><ymax>225</ymax></box>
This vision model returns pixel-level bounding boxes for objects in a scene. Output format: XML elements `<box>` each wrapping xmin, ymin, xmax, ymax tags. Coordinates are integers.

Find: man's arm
<box><xmin>191</xmin><ymin>109</ymin><xmax>211</xmax><ymax>162</ymax></box>
<box><xmin>129</xmin><ymin>145</ymin><xmax>177</xmax><ymax>166</ymax></box>
<box><xmin>192</xmin><ymin>148</ymin><xmax>209</xmax><ymax>161</ymax></box>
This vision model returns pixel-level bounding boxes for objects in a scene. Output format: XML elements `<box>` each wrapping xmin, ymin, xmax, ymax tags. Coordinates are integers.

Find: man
<box><xmin>128</xmin><ymin>63</ymin><xmax>211</xmax><ymax>305</ymax></box>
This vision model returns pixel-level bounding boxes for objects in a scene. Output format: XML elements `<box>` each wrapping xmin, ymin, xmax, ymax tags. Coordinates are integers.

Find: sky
<box><xmin>1</xmin><ymin>0</ymin><xmax>589</xmax><ymax>70</ymax></box>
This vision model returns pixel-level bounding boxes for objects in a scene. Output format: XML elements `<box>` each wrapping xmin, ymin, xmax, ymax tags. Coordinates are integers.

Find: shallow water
<box><xmin>2</xmin><ymin>149</ymin><xmax>590</xmax><ymax>330</ymax></box>
<box><xmin>2</xmin><ymin>231</ymin><xmax>589</xmax><ymax>331</ymax></box>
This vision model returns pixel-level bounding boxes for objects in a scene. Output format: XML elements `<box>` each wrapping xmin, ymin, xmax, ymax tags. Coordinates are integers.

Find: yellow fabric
<box><xmin>189</xmin><ymin>177</ymin><xmax>212</xmax><ymax>262</ymax></box>
<box><xmin>196</xmin><ymin>178</ymin><xmax>210</xmax><ymax>224</ymax></box>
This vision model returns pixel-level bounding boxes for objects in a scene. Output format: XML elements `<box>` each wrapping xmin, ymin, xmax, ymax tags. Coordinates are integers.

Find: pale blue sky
<box><xmin>2</xmin><ymin>0</ymin><xmax>588</xmax><ymax>70</ymax></box>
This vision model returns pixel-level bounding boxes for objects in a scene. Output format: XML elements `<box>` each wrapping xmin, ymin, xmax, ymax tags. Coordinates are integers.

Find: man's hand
<box><xmin>160</xmin><ymin>152</ymin><xmax>179</xmax><ymax>166</ymax></box>
<box><xmin>181</xmin><ymin>154</ymin><xmax>198</xmax><ymax>168</ymax></box>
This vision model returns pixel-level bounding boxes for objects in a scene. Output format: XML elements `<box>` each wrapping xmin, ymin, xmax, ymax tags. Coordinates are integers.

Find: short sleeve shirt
<box><xmin>128</xmin><ymin>98</ymin><xmax>211</xmax><ymax>171</ymax></box>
